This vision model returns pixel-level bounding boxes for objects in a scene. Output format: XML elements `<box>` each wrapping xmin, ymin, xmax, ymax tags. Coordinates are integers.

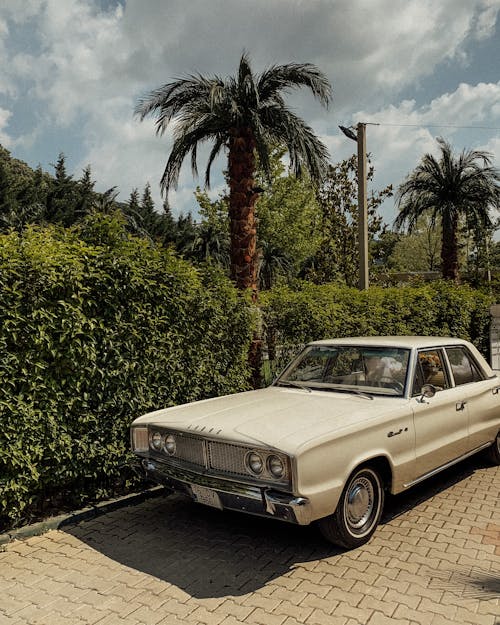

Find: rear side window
<box><xmin>446</xmin><ymin>347</ymin><xmax>484</xmax><ymax>385</ymax></box>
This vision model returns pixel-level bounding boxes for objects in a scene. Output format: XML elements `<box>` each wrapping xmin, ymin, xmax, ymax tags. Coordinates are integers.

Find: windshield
<box><xmin>276</xmin><ymin>345</ymin><xmax>410</xmax><ymax>397</ymax></box>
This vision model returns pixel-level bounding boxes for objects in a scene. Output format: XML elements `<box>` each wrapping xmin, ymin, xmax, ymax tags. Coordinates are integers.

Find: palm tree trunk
<box><xmin>228</xmin><ymin>126</ymin><xmax>259</xmax><ymax>300</ymax></box>
<box><xmin>228</xmin><ymin>127</ymin><xmax>262</xmax><ymax>387</ymax></box>
<box><xmin>441</xmin><ymin>209</ymin><xmax>459</xmax><ymax>280</ymax></box>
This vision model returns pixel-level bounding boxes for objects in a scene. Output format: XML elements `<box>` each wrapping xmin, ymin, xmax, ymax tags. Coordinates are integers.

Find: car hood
<box><xmin>132</xmin><ymin>387</ymin><xmax>407</xmax><ymax>453</ymax></box>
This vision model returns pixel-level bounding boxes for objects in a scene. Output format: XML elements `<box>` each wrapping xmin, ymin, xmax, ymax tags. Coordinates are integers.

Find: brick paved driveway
<box><xmin>1</xmin><ymin>456</ymin><xmax>499</xmax><ymax>625</ymax></box>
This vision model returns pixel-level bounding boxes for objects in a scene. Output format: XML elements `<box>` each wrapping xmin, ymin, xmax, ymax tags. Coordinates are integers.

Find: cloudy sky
<box><xmin>1</xmin><ymin>0</ymin><xmax>499</xmax><ymax>224</ymax></box>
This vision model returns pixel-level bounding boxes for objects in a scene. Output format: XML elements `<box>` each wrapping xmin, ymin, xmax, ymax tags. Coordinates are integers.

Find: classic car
<box><xmin>130</xmin><ymin>336</ymin><xmax>500</xmax><ymax>548</ymax></box>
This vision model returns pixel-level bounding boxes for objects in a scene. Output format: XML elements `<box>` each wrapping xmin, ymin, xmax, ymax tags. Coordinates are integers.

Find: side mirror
<box><xmin>419</xmin><ymin>384</ymin><xmax>436</xmax><ymax>402</ymax></box>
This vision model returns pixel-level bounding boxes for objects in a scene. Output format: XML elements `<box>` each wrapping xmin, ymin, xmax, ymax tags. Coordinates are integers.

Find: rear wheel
<box><xmin>486</xmin><ymin>431</ymin><xmax>500</xmax><ymax>465</ymax></box>
<box><xmin>318</xmin><ymin>466</ymin><xmax>384</xmax><ymax>549</ymax></box>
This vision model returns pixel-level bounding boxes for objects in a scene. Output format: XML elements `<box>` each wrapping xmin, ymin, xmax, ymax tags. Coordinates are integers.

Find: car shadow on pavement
<box><xmin>65</xmin><ymin>454</ymin><xmax>488</xmax><ymax>599</ymax></box>
<box><xmin>66</xmin><ymin>493</ymin><xmax>339</xmax><ymax>598</ymax></box>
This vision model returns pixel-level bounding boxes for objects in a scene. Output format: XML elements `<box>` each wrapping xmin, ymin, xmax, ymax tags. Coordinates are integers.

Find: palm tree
<box><xmin>135</xmin><ymin>53</ymin><xmax>332</xmax><ymax>298</ymax></box>
<box><xmin>395</xmin><ymin>137</ymin><xmax>500</xmax><ymax>280</ymax></box>
<box><xmin>257</xmin><ymin>240</ymin><xmax>293</xmax><ymax>290</ymax></box>
<box><xmin>182</xmin><ymin>220</ymin><xmax>230</xmax><ymax>267</ymax></box>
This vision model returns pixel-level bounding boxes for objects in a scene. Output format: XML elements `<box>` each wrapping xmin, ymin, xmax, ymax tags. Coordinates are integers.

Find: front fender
<box><xmin>293</xmin><ymin>417</ymin><xmax>415</xmax><ymax>521</ymax></box>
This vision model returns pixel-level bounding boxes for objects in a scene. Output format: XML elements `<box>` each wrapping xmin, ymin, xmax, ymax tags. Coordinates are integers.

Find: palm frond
<box><xmin>204</xmin><ymin>135</ymin><xmax>226</xmax><ymax>188</ymax></box>
<box><xmin>161</xmin><ymin>122</ymin><xmax>217</xmax><ymax>192</ymax></box>
<box><xmin>260</xmin><ymin>104</ymin><xmax>329</xmax><ymax>182</ymax></box>
<box><xmin>258</xmin><ymin>62</ymin><xmax>332</xmax><ymax>108</ymax></box>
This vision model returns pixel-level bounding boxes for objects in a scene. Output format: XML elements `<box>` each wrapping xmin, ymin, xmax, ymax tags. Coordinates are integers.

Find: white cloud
<box><xmin>6</xmin><ymin>0</ymin><xmax>499</xmax><ymax>119</ymax></box>
<box><xmin>30</xmin><ymin>1</ymin><xmax>127</xmax><ymax>125</ymax></box>
<box><xmin>0</xmin><ymin>107</ymin><xmax>13</xmax><ymax>147</ymax></box>
<box><xmin>0</xmin><ymin>0</ymin><xmax>45</xmax><ymax>21</ymax></box>
<box><xmin>76</xmin><ymin>111</ymin><xmax>169</xmax><ymax>208</ymax></box>
<box><xmin>0</xmin><ymin>18</ymin><xmax>16</xmax><ymax>97</ymax></box>
<box><xmin>481</xmin><ymin>136</ymin><xmax>500</xmax><ymax>164</ymax></box>
<box><xmin>1</xmin><ymin>0</ymin><xmax>500</xmax><ymax>220</ymax></box>
<box><xmin>0</xmin><ymin>106</ymin><xmax>42</xmax><ymax>151</ymax></box>
<box><xmin>473</xmin><ymin>0</ymin><xmax>500</xmax><ymax>39</ymax></box>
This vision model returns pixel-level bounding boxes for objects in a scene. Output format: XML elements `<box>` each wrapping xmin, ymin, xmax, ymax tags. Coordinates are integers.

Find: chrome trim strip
<box><xmin>142</xmin><ymin>458</ymin><xmax>263</xmax><ymax>498</ymax></box>
<box><xmin>403</xmin><ymin>442</ymin><xmax>492</xmax><ymax>488</ymax></box>
<box><xmin>142</xmin><ymin>459</ymin><xmax>311</xmax><ymax>524</ymax></box>
<box><xmin>262</xmin><ymin>491</ymin><xmax>310</xmax><ymax>523</ymax></box>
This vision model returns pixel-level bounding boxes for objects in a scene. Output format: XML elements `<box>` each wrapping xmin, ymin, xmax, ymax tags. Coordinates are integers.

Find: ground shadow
<box><xmin>66</xmin><ymin>493</ymin><xmax>340</xmax><ymax>598</ymax></box>
<box><xmin>428</xmin><ymin>566</ymin><xmax>500</xmax><ymax>600</ymax></box>
<box><xmin>65</xmin><ymin>454</ymin><xmax>491</xmax><ymax>599</ymax></box>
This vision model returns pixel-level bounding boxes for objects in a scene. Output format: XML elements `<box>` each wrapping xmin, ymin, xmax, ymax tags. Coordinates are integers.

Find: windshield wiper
<box><xmin>341</xmin><ymin>388</ymin><xmax>373</xmax><ymax>400</ymax></box>
<box><xmin>277</xmin><ymin>381</ymin><xmax>312</xmax><ymax>393</ymax></box>
<box><xmin>325</xmin><ymin>386</ymin><xmax>374</xmax><ymax>400</ymax></box>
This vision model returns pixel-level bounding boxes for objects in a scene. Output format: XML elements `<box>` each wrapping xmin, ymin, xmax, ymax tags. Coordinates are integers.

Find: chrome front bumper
<box><xmin>139</xmin><ymin>457</ymin><xmax>311</xmax><ymax>525</ymax></box>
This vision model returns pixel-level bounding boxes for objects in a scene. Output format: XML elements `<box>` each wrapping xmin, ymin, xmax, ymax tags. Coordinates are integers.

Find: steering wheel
<box><xmin>378</xmin><ymin>376</ymin><xmax>404</xmax><ymax>392</ymax></box>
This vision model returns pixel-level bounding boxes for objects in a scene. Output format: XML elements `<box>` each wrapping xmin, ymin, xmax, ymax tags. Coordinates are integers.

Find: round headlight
<box><xmin>267</xmin><ymin>455</ymin><xmax>285</xmax><ymax>479</ymax></box>
<box><xmin>151</xmin><ymin>431</ymin><xmax>162</xmax><ymax>450</ymax></box>
<box><xmin>164</xmin><ymin>434</ymin><xmax>176</xmax><ymax>455</ymax></box>
<box><xmin>246</xmin><ymin>452</ymin><xmax>264</xmax><ymax>475</ymax></box>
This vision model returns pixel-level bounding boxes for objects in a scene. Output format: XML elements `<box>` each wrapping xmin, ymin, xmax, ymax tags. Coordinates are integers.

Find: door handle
<box><xmin>456</xmin><ymin>401</ymin><xmax>467</xmax><ymax>411</ymax></box>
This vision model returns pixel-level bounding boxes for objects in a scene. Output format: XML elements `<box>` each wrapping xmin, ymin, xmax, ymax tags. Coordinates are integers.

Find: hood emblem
<box><xmin>188</xmin><ymin>424</ymin><xmax>222</xmax><ymax>435</ymax></box>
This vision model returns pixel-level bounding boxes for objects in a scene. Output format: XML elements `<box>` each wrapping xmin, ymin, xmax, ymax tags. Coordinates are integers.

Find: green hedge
<box><xmin>261</xmin><ymin>281</ymin><xmax>494</xmax><ymax>378</ymax></box>
<box><xmin>0</xmin><ymin>214</ymin><xmax>253</xmax><ymax>528</ymax></box>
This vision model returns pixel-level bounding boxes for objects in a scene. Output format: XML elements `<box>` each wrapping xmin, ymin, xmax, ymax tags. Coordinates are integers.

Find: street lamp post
<box><xmin>339</xmin><ymin>122</ymin><xmax>369</xmax><ymax>290</ymax></box>
<box><xmin>357</xmin><ymin>123</ymin><xmax>369</xmax><ymax>290</ymax></box>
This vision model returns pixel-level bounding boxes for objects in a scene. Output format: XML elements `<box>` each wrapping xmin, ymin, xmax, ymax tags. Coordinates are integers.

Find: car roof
<box><xmin>309</xmin><ymin>336</ymin><xmax>471</xmax><ymax>349</ymax></box>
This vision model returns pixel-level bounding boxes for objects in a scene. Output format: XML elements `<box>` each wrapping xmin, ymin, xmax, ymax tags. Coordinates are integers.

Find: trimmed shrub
<box><xmin>261</xmin><ymin>281</ymin><xmax>494</xmax><ymax>378</ymax></box>
<box><xmin>0</xmin><ymin>214</ymin><xmax>253</xmax><ymax>528</ymax></box>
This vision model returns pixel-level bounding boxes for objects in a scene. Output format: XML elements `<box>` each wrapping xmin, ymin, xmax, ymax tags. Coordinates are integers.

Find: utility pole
<box><xmin>357</xmin><ymin>123</ymin><xmax>369</xmax><ymax>290</ymax></box>
<box><xmin>339</xmin><ymin>122</ymin><xmax>373</xmax><ymax>290</ymax></box>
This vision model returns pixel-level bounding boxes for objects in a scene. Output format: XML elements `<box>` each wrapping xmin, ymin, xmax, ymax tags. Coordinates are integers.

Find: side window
<box><xmin>446</xmin><ymin>347</ymin><xmax>484</xmax><ymax>386</ymax></box>
<box><xmin>412</xmin><ymin>359</ymin><xmax>425</xmax><ymax>396</ymax></box>
<box><xmin>413</xmin><ymin>350</ymin><xmax>449</xmax><ymax>395</ymax></box>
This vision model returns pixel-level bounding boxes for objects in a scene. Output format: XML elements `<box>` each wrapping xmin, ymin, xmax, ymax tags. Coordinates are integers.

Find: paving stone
<box><xmin>0</xmin><ymin>463</ymin><xmax>497</xmax><ymax>625</ymax></box>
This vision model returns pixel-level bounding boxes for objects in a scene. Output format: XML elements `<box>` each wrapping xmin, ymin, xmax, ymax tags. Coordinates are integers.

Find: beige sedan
<box><xmin>130</xmin><ymin>337</ymin><xmax>500</xmax><ymax>548</ymax></box>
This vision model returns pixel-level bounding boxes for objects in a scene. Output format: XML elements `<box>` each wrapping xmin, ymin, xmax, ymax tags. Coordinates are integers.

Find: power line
<box><xmin>371</xmin><ymin>122</ymin><xmax>500</xmax><ymax>130</ymax></box>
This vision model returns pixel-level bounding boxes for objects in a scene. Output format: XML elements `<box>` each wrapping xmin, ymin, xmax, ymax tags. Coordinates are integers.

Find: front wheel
<box><xmin>486</xmin><ymin>431</ymin><xmax>500</xmax><ymax>465</ymax></box>
<box><xmin>318</xmin><ymin>466</ymin><xmax>384</xmax><ymax>549</ymax></box>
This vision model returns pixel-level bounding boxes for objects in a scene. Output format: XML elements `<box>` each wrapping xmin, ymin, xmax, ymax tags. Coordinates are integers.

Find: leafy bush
<box><xmin>0</xmin><ymin>213</ymin><xmax>253</xmax><ymax>528</ymax></box>
<box><xmin>261</xmin><ymin>281</ymin><xmax>494</xmax><ymax>379</ymax></box>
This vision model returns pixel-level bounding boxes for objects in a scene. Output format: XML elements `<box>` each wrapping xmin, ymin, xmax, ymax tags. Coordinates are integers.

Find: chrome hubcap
<box><xmin>346</xmin><ymin>476</ymin><xmax>374</xmax><ymax>529</ymax></box>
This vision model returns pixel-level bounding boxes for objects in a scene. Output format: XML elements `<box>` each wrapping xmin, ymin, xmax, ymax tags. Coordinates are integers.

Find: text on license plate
<box><xmin>190</xmin><ymin>484</ymin><xmax>223</xmax><ymax>510</ymax></box>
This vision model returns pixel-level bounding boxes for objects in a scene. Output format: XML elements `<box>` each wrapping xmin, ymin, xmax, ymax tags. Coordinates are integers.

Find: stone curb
<box><xmin>0</xmin><ymin>486</ymin><xmax>165</xmax><ymax>547</ymax></box>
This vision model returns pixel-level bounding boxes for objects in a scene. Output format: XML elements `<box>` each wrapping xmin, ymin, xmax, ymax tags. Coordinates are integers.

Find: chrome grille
<box><xmin>147</xmin><ymin>428</ymin><xmax>291</xmax><ymax>488</ymax></box>
<box><xmin>173</xmin><ymin>434</ymin><xmax>205</xmax><ymax>467</ymax></box>
<box><xmin>208</xmin><ymin>441</ymin><xmax>249</xmax><ymax>475</ymax></box>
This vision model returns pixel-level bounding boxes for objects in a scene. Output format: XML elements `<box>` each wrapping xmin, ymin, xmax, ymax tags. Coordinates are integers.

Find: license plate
<box><xmin>190</xmin><ymin>484</ymin><xmax>223</xmax><ymax>510</ymax></box>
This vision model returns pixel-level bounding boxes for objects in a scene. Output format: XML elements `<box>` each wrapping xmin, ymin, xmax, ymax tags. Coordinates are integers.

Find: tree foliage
<box><xmin>305</xmin><ymin>155</ymin><xmax>393</xmax><ymax>285</ymax></box>
<box><xmin>255</xmin><ymin>147</ymin><xmax>322</xmax><ymax>286</ymax></box>
<box><xmin>388</xmin><ymin>215</ymin><xmax>442</xmax><ymax>272</ymax></box>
